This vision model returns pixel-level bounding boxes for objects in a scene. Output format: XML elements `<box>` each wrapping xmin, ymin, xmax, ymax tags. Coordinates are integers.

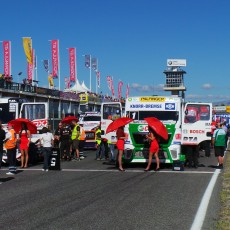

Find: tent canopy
<box><xmin>64</xmin><ymin>79</ymin><xmax>89</xmax><ymax>93</ymax></box>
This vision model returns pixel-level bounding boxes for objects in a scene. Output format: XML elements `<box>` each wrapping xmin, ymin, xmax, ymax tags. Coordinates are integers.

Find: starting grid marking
<box><xmin>0</xmin><ymin>168</ymin><xmax>217</xmax><ymax>174</ymax></box>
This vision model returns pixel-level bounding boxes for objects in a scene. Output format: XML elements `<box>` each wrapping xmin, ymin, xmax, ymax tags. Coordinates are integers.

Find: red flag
<box><xmin>3</xmin><ymin>41</ymin><xmax>11</xmax><ymax>76</ymax></box>
<box><xmin>126</xmin><ymin>84</ymin><xmax>130</xmax><ymax>98</ymax></box>
<box><xmin>51</xmin><ymin>40</ymin><xmax>59</xmax><ymax>78</ymax></box>
<box><xmin>111</xmin><ymin>78</ymin><xmax>115</xmax><ymax>97</ymax></box>
<box><xmin>118</xmin><ymin>80</ymin><xmax>123</xmax><ymax>98</ymax></box>
<box><xmin>106</xmin><ymin>76</ymin><xmax>112</xmax><ymax>90</ymax></box>
<box><xmin>69</xmin><ymin>48</ymin><xmax>76</xmax><ymax>82</ymax></box>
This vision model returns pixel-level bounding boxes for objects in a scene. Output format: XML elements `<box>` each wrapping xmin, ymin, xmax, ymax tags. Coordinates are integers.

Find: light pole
<box><xmin>18</xmin><ymin>72</ymin><xmax>22</xmax><ymax>90</ymax></box>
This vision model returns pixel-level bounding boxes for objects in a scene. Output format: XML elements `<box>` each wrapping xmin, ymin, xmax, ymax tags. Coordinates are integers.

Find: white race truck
<box><xmin>79</xmin><ymin>112</ymin><xmax>101</xmax><ymax>149</ymax></box>
<box><xmin>122</xmin><ymin>96</ymin><xmax>212</xmax><ymax>165</ymax></box>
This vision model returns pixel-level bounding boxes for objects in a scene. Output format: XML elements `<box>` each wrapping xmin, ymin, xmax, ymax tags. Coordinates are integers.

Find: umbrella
<box><xmin>9</xmin><ymin>118</ymin><xmax>37</xmax><ymax>134</ymax></box>
<box><xmin>144</xmin><ymin>117</ymin><xmax>168</xmax><ymax>140</ymax></box>
<box><xmin>61</xmin><ymin>116</ymin><xmax>78</xmax><ymax>124</ymax></box>
<box><xmin>106</xmin><ymin>117</ymin><xmax>133</xmax><ymax>134</ymax></box>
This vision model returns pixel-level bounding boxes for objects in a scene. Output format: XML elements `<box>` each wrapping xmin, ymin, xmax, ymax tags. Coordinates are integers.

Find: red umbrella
<box><xmin>9</xmin><ymin>118</ymin><xmax>37</xmax><ymax>134</ymax></box>
<box><xmin>106</xmin><ymin>117</ymin><xmax>133</xmax><ymax>134</ymax></box>
<box><xmin>61</xmin><ymin>116</ymin><xmax>78</xmax><ymax>124</ymax></box>
<box><xmin>144</xmin><ymin>117</ymin><xmax>168</xmax><ymax>140</ymax></box>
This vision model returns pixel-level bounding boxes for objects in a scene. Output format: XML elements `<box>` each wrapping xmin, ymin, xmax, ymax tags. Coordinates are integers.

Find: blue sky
<box><xmin>1</xmin><ymin>0</ymin><xmax>230</xmax><ymax>103</ymax></box>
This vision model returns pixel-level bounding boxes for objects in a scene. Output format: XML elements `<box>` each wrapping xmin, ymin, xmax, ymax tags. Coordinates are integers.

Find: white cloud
<box><xmin>202</xmin><ymin>83</ymin><xmax>213</xmax><ymax>89</ymax></box>
<box><xmin>130</xmin><ymin>83</ymin><xmax>164</xmax><ymax>92</ymax></box>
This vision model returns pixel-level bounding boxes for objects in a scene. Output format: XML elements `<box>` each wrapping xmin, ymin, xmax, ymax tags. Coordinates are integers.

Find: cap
<box><xmin>79</xmin><ymin>121</ymin><xmax>84</xmax><ymax>125</ymax></box>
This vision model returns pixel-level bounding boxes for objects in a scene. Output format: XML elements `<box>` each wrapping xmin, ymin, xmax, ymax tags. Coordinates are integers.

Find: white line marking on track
<box><xmin>0</xmin><ymin>168</ymin><xmax>217</xmax><ymax>174</ymax></box>
<box><xmin>190</xmin><ymin>169</ymin><xmax>221</xmax><ymax>230</ymax></box>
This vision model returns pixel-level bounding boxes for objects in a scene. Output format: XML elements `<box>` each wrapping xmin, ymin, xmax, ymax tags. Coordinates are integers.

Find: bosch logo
<box><xmin>165</xmin><ymin>103</ymin><xmax>175</xmax><ymax>110</ymax></box>
<box><xmin>168</xmin><ymin>61</ymin><xmax>172</xmax><ymax>65</ymax></box>
<box><xmin>190</xmin><ymin>130</ymin><xmax>205</xmax><ymax>134</ymax></box>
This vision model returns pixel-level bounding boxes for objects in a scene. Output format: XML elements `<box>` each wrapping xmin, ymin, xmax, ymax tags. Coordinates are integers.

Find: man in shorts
<box><xmin>212</xmin><ymin>122</ymin><xmax>226</xmax><ymax>169</ymax></box>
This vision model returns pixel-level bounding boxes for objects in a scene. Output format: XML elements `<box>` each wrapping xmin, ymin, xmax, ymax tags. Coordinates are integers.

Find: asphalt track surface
<box><xmin>0</xmin><ymin>149</ymin><xmax>222</xmax><ymax>230</ymax></box>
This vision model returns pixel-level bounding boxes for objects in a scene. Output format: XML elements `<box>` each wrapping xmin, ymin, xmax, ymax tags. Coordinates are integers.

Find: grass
<box><xmin>216</xmin><ymin>150</ymin><xmax>230</xmax><ymax>229</ymax></box>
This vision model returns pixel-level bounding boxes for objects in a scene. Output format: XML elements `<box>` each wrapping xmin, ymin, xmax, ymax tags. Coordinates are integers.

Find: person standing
<box><xmin>0</xmin><ymin>121</ymin><xmax>6</xmax><ymax>169</ymax></box>
<box><xmin>144</xmin><ymin>126</ymin><xmax>160</xmax><ymax>172</ymax></box>
<box><xmin>18</xmin><ymin>122</ymin><xmax>31</xmax><ymax>168</ymax></box>
<box><xmin>212</xmin><ymin>122</ymin><xmax>226</xmax><ymax>169</ymax></box>
<box><xmin>71</xmin><ymin>120</ymin><xmax>80</xmax><ymax>161</ymax></box>
<box><xmin>5</xmin><ymin>123</ymin><xmax>17</xmax><ymax>175</ymax></box>
<box><xmin>79</xmin><ymin>121</ymin><xmax>86</xmax><ymax>160</ymax></box>
<box><xmin>59</xmin><ymin>123</ymin><xmax>71</xmax><ymax>161</ymax></box>
<box><xmin>40</xmin><ymin>127</ymin><xmax>54</xmax><ymax>171</ymax></box>
<box><xmin>54</xmin><ymin>123</ymin><xmax>62</xmax><ymax>148</ymax></box>
<box><xmin>95</xmin><ymin>124</ymin><xmax>105</xmax><ymax>160</ymax></box>
<box><xmin>107</xmin><ymin>139</ymin><xmax>115</xmax><ymax>162</ymax></box>
<box><xmin>116</xmin><ymin>126</ymin><xmax>126</xmax><ymax>171</ymax></box>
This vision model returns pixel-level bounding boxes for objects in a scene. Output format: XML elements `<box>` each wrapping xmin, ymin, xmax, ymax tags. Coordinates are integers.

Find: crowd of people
<box><xmin>0</xmin><ymin>74</ymin><xmax>13</xmax><ymax>89</ymax></box>
<box><xmin>0</xmin><ymin>119</ymin><xmax>228</xmax><ymax>175</ymax></box>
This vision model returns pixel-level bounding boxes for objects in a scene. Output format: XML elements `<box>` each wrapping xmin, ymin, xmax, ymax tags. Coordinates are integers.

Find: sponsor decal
<box><xmin>190</xmin><ymin>130</ymin><xmax>205</xmax><ymax>134</ymax></box>
<box><xmin>129</xmin><ymin>104</ymin><xmax>162</xmax><ymax>109</ymax></box>
<box><xmin>140</xmin><ymin>97</ymin><xmax>165</xmax><ymax>102</ymax></box>
<box><xmin>173</xmin><ymin>141</ymin><xmax>181</xmax><ymax>145</ymax></box>
<box><xmin>183</xmin><ymin>137</ymin><xmax>198</xmax><ymax>142</ymax></box>
<box><xmin>165</xmin><ymin>103</ymin><xmax>175</xmax><ymax>110</ymax></box>
<box><xmin>137</xmin><ymin>125</ymin><xmax>148</xmax><ymax>132</ymax></box>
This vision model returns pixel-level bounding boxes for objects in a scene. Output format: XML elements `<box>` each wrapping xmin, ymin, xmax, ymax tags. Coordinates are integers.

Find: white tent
<box><xmin>64</xmin><ymin>79</ymin><xmax>88</xmax><ymax>93</ymax></box>
<box><xmin>81</xmin><ymin>81</ymin><xmax>90</xmax><ymax>92</ymax></box>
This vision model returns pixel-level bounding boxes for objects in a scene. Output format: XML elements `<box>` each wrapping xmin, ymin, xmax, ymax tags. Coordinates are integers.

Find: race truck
<box><xmin>79</xmin><ymin>112</ymin><xmax>101</xmax><ymax>149</ymax></box>
<box><xmin>0</xmin><ymin>98</ymin><xmax>49</xmax><ymax>163</ymax></box>
<box><xmin>122</xmin><ymin>96</ymin><xmax>212</xmax><ymax>165</ymax></box>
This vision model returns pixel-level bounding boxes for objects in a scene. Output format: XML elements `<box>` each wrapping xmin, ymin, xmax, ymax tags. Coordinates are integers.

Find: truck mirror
<box><xmin>185</xmin><ymin>109</ymin><xmax>188</xmax><ymax>115</ymax></box>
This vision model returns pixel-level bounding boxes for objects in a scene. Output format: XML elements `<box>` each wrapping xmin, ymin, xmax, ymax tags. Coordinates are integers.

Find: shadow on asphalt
<box><xmin>0</xmin><ymin>177</ymin><xmax>15</xmax><ymax>183</ymax></box>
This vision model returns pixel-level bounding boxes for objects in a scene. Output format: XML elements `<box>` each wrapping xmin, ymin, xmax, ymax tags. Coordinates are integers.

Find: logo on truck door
<box><xmin>165</xmin><ymin>103</ymin><xmax>175</xmax><ymax>110</ymax></box>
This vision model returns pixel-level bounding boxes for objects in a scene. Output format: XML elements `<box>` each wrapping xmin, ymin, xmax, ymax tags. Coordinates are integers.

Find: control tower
<box><xmin>163</xmin><ymin>59</ymin><xmax>186</xmax><ymax>98</ymax></box>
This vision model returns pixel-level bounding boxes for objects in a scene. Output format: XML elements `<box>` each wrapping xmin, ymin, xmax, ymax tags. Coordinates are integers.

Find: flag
<box><xmin>65</xmin><ymin>77</ymin><xmax>70</xmax><ymax>89</ymax></box>
<box><xmin>34</xmin><ymin>54</ymin><xmax>37</xmax><ymax>69</ymax></box>
<box><xmin>126</xmin><ymin>84</ymin><xmax>130</xmax><ymax>98</ymax></box>
<box><xmin>96</xmin><ymin>71</ymin><xmax>100</xmax><ymax>88</ymax></box>
<box><xmin>23</xmin><ymin>37</ymin><xmax>33</xmax><ymax>64</ymax></box>
<box><xmin>43</xmin><ymin>60</ymin><xmax>49</xmax><ymax>72</ymax></box>
<box><xmin>51</xmin><ymin>40</ymin><xmax>59</xmax><ymax>78</ymax></box>
<box><xmin>111</xmin><ymin>78</ymin><xmax>115</xmax><ymax>97</ymax></box>
<box><xmin>69</xmin><ymin>48</ymin><xmax>76</xmax><ymax>82</ymax></box>
<box><xmin>85</xmin><ymin>55</ymin><xmax>90</xmax><ymax>68</ymax></box>
<box><xmin>118</xmin><ymin>80</ymin><xmax>123</xmax><ymax>98</ymax></box>
<box><xmin>106</xmin><ymin>76</ymin><xmax>112</xmax><ymax>90</ymax></box>
<box><xmin>27</xmin><ymin>49</ymin><xmax>34</xmax><ymax>80</ymax></box>
<box><xmin>3</xmin><ymin>41</ymin><xmax>11</xmax><ymax>76</ymax></box>
<box><xmin>91</xmin><ymin>58</ymin><xmax>97</xmax><ymax>71</ymax></box>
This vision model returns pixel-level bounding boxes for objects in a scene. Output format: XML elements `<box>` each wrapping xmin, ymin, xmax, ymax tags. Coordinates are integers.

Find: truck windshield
<box><xmin>128</xmin><ymin>111</ymin><xmax>178</xmax><ymax>121</ymax></box>
<box><xmin>0</xmin><ymin>104</ymin><xmax>16</xmax><ymax>124</ymax></box>
<box><xmin>21</xmin><ymin>104</ymin><xmax>46</xmax><ymax>120</ymax></box>
<box><xmin>83</xmin><ymin>116</ymin><xmax>101</xmax><ymax>122</ymax></box>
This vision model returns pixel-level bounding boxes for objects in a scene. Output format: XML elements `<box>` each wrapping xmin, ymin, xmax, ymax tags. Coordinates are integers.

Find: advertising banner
<box><xmin>69</xmin><ymin>48</ymin><xmax>76</xmax><ymax>82</ymax></box>
<box><xmin>51</xmin><ymin>40</ymin><xmax>59</xmax><ymax>78</ymax></box>
<box><xmin>3</xmin><ymin>41</ymin><xmax>11</xmax><ymax>76</ymax></box>
<box><xmin>27</xmin><ymin>49</ymin><xmax>34</xmax><ymax>80</ymax></box>
<box><xmin>23</xmin><ymin>37</ymin><xmax>33</xmax><ymax>64</ymax></box>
